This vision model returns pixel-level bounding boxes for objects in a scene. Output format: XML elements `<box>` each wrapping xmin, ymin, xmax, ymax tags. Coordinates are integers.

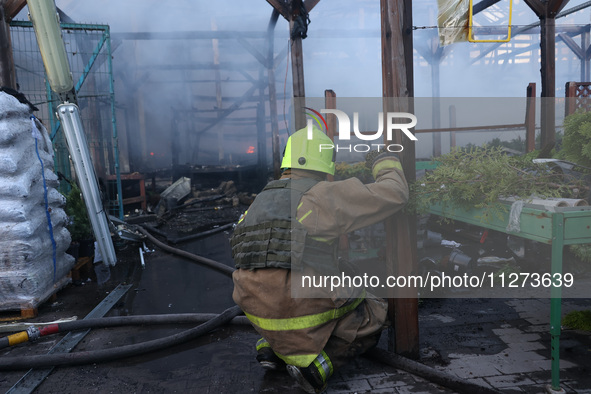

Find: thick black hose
<box><xmin>0</xmin><ymin>313</ymin><xmax>251</xmax><ymax>350</ymax></box>
<box><xmin>366</xmin><ymin>347</ymin><xmax>501</xmax><ymax>394</ymax></box>
<box><xmin>137</xmin><ymin>226</ymin><xmax>235</xmax><ymax>277</ymax></box>
<box><xmin>142</xmin><ymin>223</ymin><xmax>168</xmax><ymax>238</ymax></box>
<box><xmin>55</xmin><ymin>313</ymin><xmax>250</xmax><ymax>330</ymax></box>
<box><xmin>0</xmin><ymin>305</ymin><xmax>242</xmax><ymax>370</ymax></box>
<box><xmin>168</xmin><ymin>222</ymin><xmax>234</xmax><ymax>244</ymax></box>
<box><xmin>1</xmin><ymin>223</ymin><xmax>499</xmax><ymax>393</ymax></box>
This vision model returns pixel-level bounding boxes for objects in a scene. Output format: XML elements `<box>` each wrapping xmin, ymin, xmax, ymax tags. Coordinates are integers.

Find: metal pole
<box><xmin>105</xmin><ymin>27</ymin><xmax>124</xmax><ymax>220</ymax></box>
<box><xmin>549</xmin><ymin>212</ymin><xmax>564</xmax><ymax>391</ymax></box>
<box><xmin>58</xmin><ymin>103</ymin><xmax>117</xmax><ymax>266</ymax></box>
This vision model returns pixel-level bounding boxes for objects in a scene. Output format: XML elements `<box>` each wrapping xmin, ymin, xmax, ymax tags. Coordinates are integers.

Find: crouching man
<box><xmin>231</xmin><ymin>126</ymin><xmax>408</xmax><ymax>393</ymax></box>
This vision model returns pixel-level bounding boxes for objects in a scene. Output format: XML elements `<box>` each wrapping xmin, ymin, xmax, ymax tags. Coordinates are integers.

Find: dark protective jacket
<box><xmin>231</xmin><ymin>177</ymin><xmax>339</xmax><ymax>275</ymax></box>
<box><xmin>232</xmin><ymin>158</ymin><xmax>408</xmax><ymax>367</ymax></box>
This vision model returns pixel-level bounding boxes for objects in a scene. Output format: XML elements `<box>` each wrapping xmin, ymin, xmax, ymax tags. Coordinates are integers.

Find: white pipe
<box><xmin>547</xmin><ymin>198</ymin><xmax>589</xmax><ymax>207</ymax></box>
<box><xmin>139</xmin><ymin>247</ymin><xmax>145</xmax><ymax>269</ymax></box>
<box><xmin>27</xmin><ymin>0</ymin><xmax>73</xmax><ymax>93</ymax></box>
<box><xmin>58</xmin><ymin>103</ymin><xmax>117</xmax><ymax>266</ymax></box>
<box><xmin>528</xmin><ymin>198</ymin><xmax>569</xmax><ymax>208</ymax></box>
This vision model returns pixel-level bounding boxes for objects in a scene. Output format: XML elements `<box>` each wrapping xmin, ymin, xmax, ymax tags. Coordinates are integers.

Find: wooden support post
<box><xmin>431</xmin><ymin>37</ymin><xmax>442</xmax><ymax>157</ymax></box>
<box><xmin>211</xmin><ymin>19</ymin><xmax>226</xmax><ymax>164</ymax></box>
<box><xmin>4</xmin><ymin>0</ymin><xmax>26</xmax><ymax>19</ymax></box>
<box><xmin>171</xmin><ymin>113</ymin><xmax>180</xmax><ymax>169</ymax></box>
<box><xmin>380</xmin><ymin>0</ymin><xmax>419</xmax><ymax>359</ymax></box>
<box><xmin>267</xmin><ymin>10</ymin><xmax>282</xmax><ymax>180</ymax></box>
<box><xmin>131</xmin><ymin>14</ymin><xmax>149</xmax><ymax>168</ymax></box>
<box><xmin>257</xmin><ymin>100</ymin><xmax>267</xmax><ymax>183</ymax></box>
<box><xmin>449</xmin><ymin>105</ymin><xmax>456</xmax><ymax>148</ymax></box>
<box><xmin>0</xmin><ymin>3</ymin><xmax>17</xmax><ymax>89</ymax></box>
<box><xmin>324</xmin><ymin>89</ymin><xmax>336</xmax><ymax>182</ymax></box>
<box><xmin>136</xmin><ymin>89</ymin><xmax>148</xmax><ymax>163</ymax></box>
<box><xmin>526</xmin><ymin>83</ymin><xmax>537</xmax><ymax>152</ymax></box>
<box><xmin>290</xmin><ymin>18</ymin><xmax>306</xmax><ymax>131</ymax></box>
<box><xmin>265</xmin><ymin>1</ymin><xmax>322</xmax><ymax>134</ymax></box>
<box><xmin>540</xmin><ymin>14</ymin><xmax>556</xmax><ymax>150</ymax></box>
<box><xmin>582</xmin><ymin>28</ymin><xmax>590</xmax><ymax>82</ymax></box>
<box><xmin>565</xmin><ymin>81</ymin><xmax>577</xmax><ymax>116</ymax></box>
<box><xmin>524</xmin><ymin>0</ymin><xmax>571</xmax><ymax>151</ymax></box>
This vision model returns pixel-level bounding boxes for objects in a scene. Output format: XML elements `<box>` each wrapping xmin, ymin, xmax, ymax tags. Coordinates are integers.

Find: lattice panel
<box><xmin>566</xmin><ymin>82</ymin><xmax>591</xmax><ymax>115</ymax></box>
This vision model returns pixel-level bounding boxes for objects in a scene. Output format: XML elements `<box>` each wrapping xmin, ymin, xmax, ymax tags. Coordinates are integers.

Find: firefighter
<box><xmin>231</xmin><ymin>126</ymin><xmax>408</xmax><ymax>393</ymax></box>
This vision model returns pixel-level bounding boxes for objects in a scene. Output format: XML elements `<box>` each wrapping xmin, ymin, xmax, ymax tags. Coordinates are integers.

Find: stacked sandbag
<box><xmin>0</xmin><ymin>91</ymin><xmax>74</xmax><ymax>311</ymax></box>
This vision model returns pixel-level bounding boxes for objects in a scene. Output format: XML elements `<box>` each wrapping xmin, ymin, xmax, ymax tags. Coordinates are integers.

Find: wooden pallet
<box><xmin>0</xmin><ymin>275</ymin><xmax>71</xmax><ymax>322</ymax></box>
<box><xmin>69</xmin><ymin>256</ymin><xmax>93</xmax><ymax>281</ymax></box>
<box><xmin>0</xmin><ymin>306</ymin><xmax>39</xmax><ymax>322</ymax></box>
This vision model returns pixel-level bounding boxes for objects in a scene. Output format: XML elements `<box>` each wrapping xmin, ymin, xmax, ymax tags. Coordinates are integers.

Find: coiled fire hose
<box><xmin>0</xmin><ymin>312</ymin><xmax>250</xmax><ymax>350</ymax></box>
<box><xmin>0</xmin><ymin>305</ymin><xmax>242</xmax><ymax>370</ymax></box>
<box><xmin>0</xmin><ymin>226</ymin><xmax>500</xmax><ymax>393</ymax></box>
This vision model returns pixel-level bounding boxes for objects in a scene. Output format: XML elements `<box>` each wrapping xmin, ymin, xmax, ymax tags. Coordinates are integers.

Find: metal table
<box><xmin>429</xmin><ymin>202</ymin><xmax>591</xmax><ymax>391</ymax></box>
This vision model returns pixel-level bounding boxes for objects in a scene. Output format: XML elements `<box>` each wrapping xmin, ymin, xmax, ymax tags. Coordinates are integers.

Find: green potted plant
<box><xmin>65</xmin><ymin>183</ymin><xmax>94</xmax><ymax>258</ymax></box>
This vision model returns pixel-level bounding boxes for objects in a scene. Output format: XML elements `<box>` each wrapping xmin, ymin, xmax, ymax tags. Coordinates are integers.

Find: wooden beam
<box><xmin>473</xmin><ymin>0</ymin><xmax>502</xmax><ymax>15</ymax></box>
<box><xmin>0</xmin><ymin>4</ymin><xmax>17</xmax><ymax>88</ymax></box>
<box><xmin>114</xmin><ymin>31</ymin><xmax>268</xmax><ymax>40</ymax></box>
<box><xmin>304</xmin><ymin>0</ymin><xmax>321</xmax><ymax>13</ymax></box>
<box><xmin>539</xmin><ymin>10</ymin><xmax>556</xmax><ymax>147</ymax></box>
<box><xmin>267</xmin><ymin>9</ymin><xmax>282</xmax><ymax>180</ymax></box>
<box><xmin>471</xmin><ymin>24</ymin><xmax>588</xmax><ymax>65</ymax></box>
<box><xmin>583</xmin><ymin>29</ymin><xmax>590</xmax><ymax>81</ymax></box>
<box><xmin>266</xmin><ymin>0</ymin><xmax>290</xmax><ymax>20</ymax></box>
<box><xmin>449</xmin><ymin>105</ymin><xmax>456</xmax><ymax>148</ymax></box>
<box><xmin>548</xmin><ymin>0</ymin><xmax>570</xmax><ymax>15</ymax></box>
<box><xmin>565</xmin><ymin>81</ymin><xmax>577</xmax><ymax>116</ymax></box>
<box><xmin>196</xmin><ymin>84</ymin><xmax>258</xmax><ymax>135</ymax></box>
<box><xmin>290</xmin><ymin>0</ymin><xmax>306</xmax><ymax>130</ymax></box>
<box><xmin>324</xmin><ymin>89</ymin><xmax>336</xmax><ymax>182</ymax></box>
<box><xmin>324</xmin><ymin>89</ymin><xmax>336</xmax><ymax>143</ymax></box>
<box><xmin>273</xmin><ymin>43</ymin><xmax>289</xmax><ymax>68</ymax></box>
<box><xmin>428</xmin><ymin>34</ymin><xmax>441</xmax><ymax>157</ymax></box>
<box><xmin>523</xmin><ymin>0</ymin><xmax>545</xmax><ymax>17</ymax></box>
<box><xmin>380</xmin><ymin>0</ymin><xmax>419</xmax><ymax>359</ymax></box>
<box><xmin>211</xmin><ymin>18</ymin><xmax>226</xmax><ymax>163</ymax></box>
<box><xmin>237</xmin><ymin>36</ymin><xmax>268</xmax><ymax>67</ymax></box>
<box><xmin>523</xmin><ymin>1</ymin><xmax>572</xmax><ymax>148</ymax></box>
<box><xmin>525</xmin><ymin>83</ymin><xmax>536</xmax><ymax>153</ymax></box>
<box><xmin>558</xmin><ymin>33</ymin><xmax>584</xmax><ymax>59</ymax></box>
<box><xmin>4</xmin><ymin>0</ymin><xmax>26</xmax><ymax>20</ymax></box>
<box><xmin>381</xmin><ymin>0</ymin><xmax>409</xmax><ymax>98</ymax></box>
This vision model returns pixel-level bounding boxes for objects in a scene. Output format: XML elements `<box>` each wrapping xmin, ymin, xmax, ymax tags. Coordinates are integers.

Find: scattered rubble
<box><xmin>129</xmin><ymin>179</ymin><xmax>256</xmax><ymax>245</ymax></box>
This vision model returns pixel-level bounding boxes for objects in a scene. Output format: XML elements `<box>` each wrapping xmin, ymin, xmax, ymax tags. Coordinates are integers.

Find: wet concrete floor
<box><xmin>1</xmin><ymin>228</ymin><xmax>590</xmax><ymax>393</ymax></box>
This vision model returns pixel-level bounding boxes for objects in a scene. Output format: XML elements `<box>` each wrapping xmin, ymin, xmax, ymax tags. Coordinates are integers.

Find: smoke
<box><xmin>15</xmin><ymin>0</ymin><xmax>591</xmax><ymax>169</ymax></box>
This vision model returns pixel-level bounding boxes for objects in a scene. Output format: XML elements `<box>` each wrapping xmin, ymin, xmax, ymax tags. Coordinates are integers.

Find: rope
<box><xmin>31</xmin><ymin>115</ymin><xmax>58</xmax><ymax>282</ymax></box>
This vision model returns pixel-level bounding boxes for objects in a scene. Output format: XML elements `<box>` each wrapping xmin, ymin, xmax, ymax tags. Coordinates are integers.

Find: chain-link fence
<box><xmin>10</xmin><ymin>20</ymin><xmax>123</xmax><ymax>218</ymax></box>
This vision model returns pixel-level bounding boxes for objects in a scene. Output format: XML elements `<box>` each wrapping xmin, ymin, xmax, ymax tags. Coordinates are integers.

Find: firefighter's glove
<box><xmin>365</xmin><ymin>151</ymin><xmax>401</xmax><ymax>179</ymax></box>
